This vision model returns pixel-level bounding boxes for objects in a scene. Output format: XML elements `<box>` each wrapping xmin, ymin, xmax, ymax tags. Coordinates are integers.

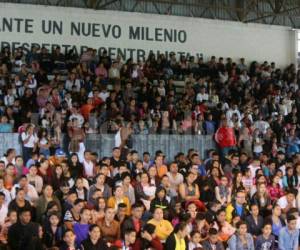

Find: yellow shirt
<box><xmin>147</xmin><ymin>219</ymin><xmax>173</xmax><ymax>241</ymax></box>
<box><xmin>175</xmin><ymin>234</ymin><xmax>186</xmax><ymax>250</ymax></box>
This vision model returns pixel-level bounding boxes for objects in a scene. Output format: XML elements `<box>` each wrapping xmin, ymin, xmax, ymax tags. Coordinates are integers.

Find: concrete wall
<box><xmin>0</xmin><ymin>3</ymin><xmax>296</xmax><ymax>67</ymax></box>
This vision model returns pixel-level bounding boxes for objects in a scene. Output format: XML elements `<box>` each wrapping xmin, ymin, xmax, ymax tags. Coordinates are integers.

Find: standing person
<box><xmin>7</xmin><ymin>208</ymin><xmax>39</xmax><ymax>250</ymax></box>
<box><xmin>21</xmin><ymin>124</ymin><xmax>38</xmax><ymax>164</ymax></box>
<box><xmin>278</xmin><ymin>215</ymin><xmax>299</xmax><ymax>250</ymax></box>
<box><xmin>115</xmin><ymin>119</ymin><xmax>133</xmax><ymax>158</ymax></box>
<box><xmin>255</xmin><ymin>222</ymin><xmax>275</xmax><ymax>250</ymax></box>
<box><xmin>228</xmin><ymin>221</ymin><xmax>255</xmax><ymax>250</ymax></box>
<box><xmin>215</xmin><ymin>119</ymin><xmax>236</xmax><ymax>160</ymax></box>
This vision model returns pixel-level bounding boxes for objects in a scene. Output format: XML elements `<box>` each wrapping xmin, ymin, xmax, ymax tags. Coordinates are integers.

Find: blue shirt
<box><xmin>278</xmin><ymin>227</ymin><xmax>299</xmax><ymax>250</ymax></box>
<box><xmin>235</xmin><ymin>204</ymin><xmax>243</xmax><ymax>217</ymax></box>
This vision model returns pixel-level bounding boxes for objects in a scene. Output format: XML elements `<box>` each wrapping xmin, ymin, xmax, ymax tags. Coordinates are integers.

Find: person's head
<box><xmin>287</xmin><ymin>214</ymin><xmax>297</xmax><ymax>231</ymax></box>
<box><xmin>89</xmin><ymin>224</ymin><xmax>101</xmax><ymax>241</ymax></box>
<box><xmin>262</xmin><ymin>222</ymin><xmax>272</xmax><ymax>236</ymax></box>
<box><xmin>48</xmin><ymin>212</ymin><xmax>60</xmax><ymax>227</ymax></box>
<box><xmin>63</xmin><ymin>230</ymin><xmax>76</xmax><ymax>246</ymax></box>
<box><xmin>250</xmin><ymin>204</ymin><xmax>259</xmax><ymax>217</ymax></box>
<box><xmin>15</xmin><ymin>156</ymin><xmax>23</xmax><ymax>167</ymax></box>
<box><xmin>112</xmin><ymin>147</ymin><xmax>121</xmax><ymax>159</ymax></box>
<box><xmin>174</xmin><ymin>222</ymin><xmax>188</xmax><ymax>239</ymax></box>
<box><xmin>153</xmin><ymin>207</ymin><xmax>164</xmax><ymax>221</ymax></box>
<box><xmin>236</xmin><ymin>221</ymin><xmax>247</xmax><ymax>235</ymax></box>
<box><xmin>286</xmin><ymin>189</ymin><xmax>297</xmax><ymax>203</ymax></box>
<box><xmin>169</xmin><ymin>162</ymin><xmax>178</xmax><ymax>173</ymax></box>
<box><xmin>140</xmin><ymin>172</ymin><xmax>149</xmax><ymax>184</ymax></box>
<box><xmin>19</xmin><ymin>208</ymin><xmax>32</xmax><ymax>225</ymax></box>
<box><xmin>257</xmin><ymin>182</ymin><xmax>267</xmax><ymax>195</ymax></box>
<box><xmin>124</xmin><ymin>229</ymin><xmax>136</xmax><ymax>245</ymax></box>
<box><xmin>131</xmin><ymin>202</ymin><xmax>144</xmax><ymax>219</ymax></box>
<box><xmin>235</xmin><ymin>190</ymin><xmax>246</xmax><ymax>205</ymax></box>
<box><xmin>216</xmin><ymin>209</ymin><xmax>226</xmax><ymax>223</ymax></box>
<box><xmin>231</xmin><ymin>154</ymin><xmax>239</xmax><ymax>166</ymax></box>
<box><xmin>186</xmin><ymin>171</ymin><xmax>197</xmax><ymax>184</ymax></box>
<box><xmin>16</xmin><ymin>188</ymin><xmax>25</xmax><ymax>201</ymax></box>
<box><xmin>156</xmin><ymin>187</ymin><xmax>166</xmax><ymax>200</ymax></box>
<box><xmin>104</xmin><ymin>207</ymin><xmax>116</xmax><ymax>222</ymax></box>
<box><xmin>208</xmin><ymin>228</ymin><xmax>219</xmax><ymax>244</ymax></box>
<box><xmin>272</xmin><ymin>204</ymin><xmax>282</xmax><ymax>217</ymax></box>
<box><xmin>7</xmin><ymin>210</ymin><xmax>17</xmax><ymax>224</ymax></box>
<box><xmin>80</xmin><ymin>208</ymin><xmax>91</xmax><ymax>224</ymax></box>
<box><xmin>117</xmin><ymin>203</ymin><xmax>127</xmax><ymax>218</ymax></box>
<box><xmin>220</xmin><ymin>175</ymin><xmax>228</xmax><ymax>186</ymax></box>
<box><xmin>190</xmin><ymin>230</ymin><xmax>201</xmax><ymax>244</ymax></box>
<box><xmin>114</xmin><ymin>185</ymin><xmax>124</xmax><ymax>198</ymax></box>
<box><xmin>73</xmin><ymin>199</ymin><xmax>85</xmax><ymax>213</ymax></box>
<box><xmin>43</xmin><ymin>184</ymin><xmax>53</xmax><ymax>198</ymax></box>
<box><xmin>95</xmin><ymin>173</ymin><xmax>106</xmax><ymax>185</ymax></box>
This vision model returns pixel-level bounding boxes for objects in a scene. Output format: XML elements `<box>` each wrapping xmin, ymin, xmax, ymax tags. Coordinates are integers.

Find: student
<box><xmin>228</xmin><ymin>221</ymin><xmax>254</xmax><ymax>250</ymax></box>
<box><xmin>201</xmin><ymin>228</ymin><xmax>225</xmax><ymax>250</ymax></box>
<box><xmin>60</xmin><ymin>229</ymin><xmax>81</xmax><ymax>250</ymax></box>
<box><xmin>80</xmin><ymin>224</ymin><xmax>108</xmax><ymax>250</ymax></box>
<box><xmin>73</xmin><ymin>208</ymin><xmax>91</xmax><ymax>246</ymax></box>
<box><xmin>255</xmin><ymin>222</ymin><xmax>275</xmax><ymax>250</ymax></box>
<box><xmin>278</xmin><ymin>214</ymin><xmax>299</xmax><ymax>250</ymax></box>
<box><xmin>188</xmin><ymin>230</ymin><xmax>202</xmax><ymax>250</ymax></box>
<box><xmin>165</xmin><ymin>222</ymin><xmax>188</xmax><ymax>250</ymax></box>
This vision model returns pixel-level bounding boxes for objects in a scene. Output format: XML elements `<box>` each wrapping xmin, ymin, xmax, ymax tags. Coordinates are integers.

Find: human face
<box><xmin>132</xmin><ymin>206</ymin><xmax>143</xmax><ymax>219</ymax></box>
<box><xmin>9</xmin><ymin>211</ymin><xmax>17</xmax><ymax>224</ymax></box>
<box><xmin>90</xmin><ymin>226</ymin><xmax>101</xmax><ymax>241</ymax></box>
<box><xmin>235</xmin><ymin>192</ymin><xmax>246</xmax><ymax>205</ymax></box>
<box><xmin>288</xmin><ymin>220</ymin><xmax>297</xmax><ymax>231</ymax></box>
<box><xmin>238</xmin><ymin>224</ymin><xmax>247</xmax><ymax>235</ymax></box>
<box><xmin>98</xmin><ymin>198</ymin><xmax>106</xmax><ymax>210</ymax></box>
<box><xmin>114</xmin><ymin>186</ymin><xmax>124</xmax><ymax>198</ymax></box>
<box><xmin>262</xmin><ymin>224</ymin><xmax>272</xmax><ymax>236</ymax></box>
<box><xmin>16</xmin><ymin>190</ymin><xmax>25</xmax><ymax>201</ymax></box>
<box><xmin>251</xmin><ymin>205</ymin><xmax>259</xmax><ymax>217</ymax></box>
<box><xmin>64</xmin><ymin>231</ymin><xmax>76</xmax><ymax>246</ymax></box>
<box><xmin>209</xmin><ymin>234</ymin><xmax>219</xmax><ymax>244</ymax></box>
<box><xmin>29</xmin><ymin>166</ymin><xmax>37</xmax><ymax>175</ymax></box>
<box><xmin>192</xmin><ymin>232</ymin><xmax>201</xmax><ymax>244</ymax></box>
<box><xmin>273</xmin><ymin>206</ymin><xmax>281</xmax><ymax>217</ymax></box>
<box><xmin>81</xmin><ymin>210</ymin><xmax>91</xmax><ymax>223</ymax></box>
<box><xmin>49</xmin><ymin>215</ymin><xmax>59</xmax><ymax>226</ymax></box>
<box><xmin>287</xmin><ymin>193</ymin><xmax>295</xmax><ymax>203</ymax></box>
<box><xmin>96</xmin><ymin>175</ymin><xmax>105</xmax><ymax>185</ymax></box>
<box><xmin>217</xmin><ymin>211</ymin><xmax>226</xmax><ymax>223</ymax></box>
<box><xmin>170</xmin><ymin>163</ymin><xmax>178</xmax><ymax>173</ymax></box>
<box><xmin>105</xmin><ymin>208</ymin><xmax>115</xmax><ymax>222</ymax></box>
<box><xmin>153</xmin><ymin>208</ymin><xmax>164</xmax><ymax>221</ymax></box>
<box><xmin>20</xmin><ymin>211</ymin><xmax>31</xmax><ymax>224</ymax></box>
<box><xmin>74</xmin><ymin>202</ymin><xmax>84</xmax><ymax>213</ymax></box>
<box><xmin>126</xmin><ymin>231</ymin><xmax>136</xmax><ymax>244</ymax></box>
<box><xmin>220</xmin><ymin>177</ymin><xmax>228</xmax><ymax>186</ymax></box>
<box><xmin>44</xmin><ymin>185</ymin><xmax>53</xmax><ymax>197</ymax></box>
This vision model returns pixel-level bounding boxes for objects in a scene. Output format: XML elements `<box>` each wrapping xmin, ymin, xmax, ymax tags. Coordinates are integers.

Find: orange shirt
<box><xmin>157</xmin><ymin>165</ymin><xmax>168</xmax><ymax>178</ymax></box>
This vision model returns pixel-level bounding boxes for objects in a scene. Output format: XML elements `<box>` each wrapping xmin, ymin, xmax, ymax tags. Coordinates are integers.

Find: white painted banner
<box><xmin>0</xmin><ymin>3</ymin><xmax>296</xmax><ymax>67</ymax></box>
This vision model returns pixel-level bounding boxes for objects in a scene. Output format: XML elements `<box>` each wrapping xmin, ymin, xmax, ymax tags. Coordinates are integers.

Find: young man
<box><xmin>202</xmin><ymin>228</ymin><xmax>225</xmax><ymax>250</ymax></box>
<box><xmin>8</xmin><ymin>208</ymin><xmax>39</xmax><ymax>250</ymax></box>
<box><xmin>255</xmin><ymin>222</ymin><xmax>275</xmax><ymax>250</ymax></box>
<box><xmin>73</xmin><ymin>208</ymin><xmax>91</xmax><ymax>246</ymax></box>
<box><xmin>278</xmin><ymin>214</ymin><xmax>299</xmax><ymax>250</ymax></box>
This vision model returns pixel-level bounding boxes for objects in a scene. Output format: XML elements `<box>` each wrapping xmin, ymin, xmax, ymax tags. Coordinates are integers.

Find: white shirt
<box><xmin>0</xmin><ymin>204</ymin><xmax>8</xmax><ymax>226</ymax></box>
<box><xmin>21</xmin><ymin>132</ymin><xmax>38</xmax><ymax>148</ymax></box>
<box><xmin>248</xmin><ymin>164</ymin><xmax>261</xmax><ymax>179</ymax></box>
<box><xmin>0</xmin><ymin>157</ymin><xmax>15</xmax><ymax>167</ymax></box>
<box><xmin>0</xmin><ymin>188</ymin><xmax>11</xmax><ymax>206</ymax></box>
<box><xmin>99</xmin><ymin>91</ymin><xmax>110</xmax><ymax>102</ymax></box>
<box><xmin>196</xmin><ymin>93</ymin><xmax>209</xmax><ymax>102</ymax></box>
<box><xmin>83</xmin><ymin>159</ymin><xmax>94</xmax><ymax>178</ymax></box>
<box><xmin>277</xmin><ymin>196</ymin><xmax>296</xmax><ymax>209</ymax></box>
<box><xmin>11</xmin><ymin>183</ymin><xmax>39</xmax><ymax>202</ymax></box>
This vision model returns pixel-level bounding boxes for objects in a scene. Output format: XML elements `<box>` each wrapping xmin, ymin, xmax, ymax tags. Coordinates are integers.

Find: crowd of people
<box><xmin>0</xmin><ymin>44</ymin><xmax>300</xmax><ymax>250</ymax></box>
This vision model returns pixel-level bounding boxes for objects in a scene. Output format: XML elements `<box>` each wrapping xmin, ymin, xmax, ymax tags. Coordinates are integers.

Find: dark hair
<box><xmin>74</xmin><ymin>198</ymin><xmax>85</xmax><ymax>206</ymax></box>
<box><xmin>118</xmin><ymin>203</ymin><xmax>127</xmax><ymax>209</ymax></box>
<box><xmin>142</xmin><ymin>223</ymin><xmax>156</xmax><ymax>234</ymax></box>
<box><xmin>174</xmin><ymin>222</ymin><xmax>187</xmax><ymax>233</ymax></box>
<box><xmin>208</xmin><ymin>228</ymin><xmax>218</xmax><ymax>235</ymax></box>
<box><xmin>287</xmin><ymin>214</ymin><xmax>297</xmax><ymax>223</ymax></box>
<box><xmin>236</xmin><ymin>220</ymin><xmax>247</xmax><ymax>229</ymax></box>
<box><xmin>132</xmin><ymin>202</ymin><xmax>144</xmax><ymax>210</ymax></box>
<box><xmin>89</xmin><ymin>224</ymin><xmax>100</xmax><ymax>232</ymax></box>
<box><xmin>0</xmin><ymin>192</ymin><xmax>5</xmax><ymax>198</ymax></box>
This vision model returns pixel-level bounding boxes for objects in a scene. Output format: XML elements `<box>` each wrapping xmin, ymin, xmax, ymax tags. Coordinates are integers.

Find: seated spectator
<box><xmin>201</xmin><ymin>228</ymin><xmax>225</xmax><ymax>250</ymax></box>
<box><xmin>80</xmin><ymin>224</ymin><xmax>108</xmax><ymax>250</ymax></box>
<box><xmin>278</xmin><ymin>214</ymin><xmax>299</xmax><ymax>250</ymax></box>
<box><xmin>147</xmin><ymin>207</ymin><xmax>173</xmax><ymax>241</ymax></box>
<box><xmin>165</xmin><ymin>222</ymin><xmax>188</xmax><ymax>249</ymax></box>
<box><xmin>228</xmin><ymin>221</ymin><xmax>254</xmax><ymax>250</ymax></box>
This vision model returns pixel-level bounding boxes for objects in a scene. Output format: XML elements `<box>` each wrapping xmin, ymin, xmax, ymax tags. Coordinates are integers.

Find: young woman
<box><xmin>213</xmin><ymin>209</ymin><xmax>235</xmax><ymax>243</ymax></box>
<box><xmin>107</xmin><ymin>185</ymin><xmax>131</xmax><ymax>216</ymax></box>
<box><xmin>8</xmin><ymin>188</ymin><xmax>32</xmax><ymax>215</ymax></box>
<box><xmin>282</xmin><ymin>166</ymin><xmax>297</xmax><ymax>189</ymax></box>
<box><xmin>215</xmin><ymin>176</ymin><xmax>232</xmax><ymax>206</ymax></box>
<box><xmin>267</xmin><ymin>175</ymin><xmax>284</xmax><ymax>202</ymax></box>
<box><xmin>68</xmin><ymin>153</ymin><xmax>84</xmax><ymax>180</ymax></box>
<box><xmin>121</xmin><ymin>172</ymin><xmax>135</xmax><ymax>205</ymax></box>
<box><xmin>43</xmin><ymin>211</ymin><xmax>64</xmax><ymax>248</ymax></box>
<box><xmin>35</xmin><ymin>184</ymin><xmax>62</xmax><ymax>223</ymax></box>
<box><xmin>150</xmin><ymin>187</ymin><xmax>170</xmax><ymax>217</ymax></box>
<box><xmin>251</xmin><ymin>182</ymin><xmax>272</xmax><ymax>217</ymax></box>
<box><xmin>80</xmin><ymin>224</ymin><xmax>108</xmax><ymax>250</ymax></box>
<box><xmin>135</xmin><ymin>172</ymin><xmax>156</xmax><ymax>211</ymax></box>
<box><xmin>38</xmin><ymin>128</ymin><xmax>51</xmax><ymax>159</ymax></box>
